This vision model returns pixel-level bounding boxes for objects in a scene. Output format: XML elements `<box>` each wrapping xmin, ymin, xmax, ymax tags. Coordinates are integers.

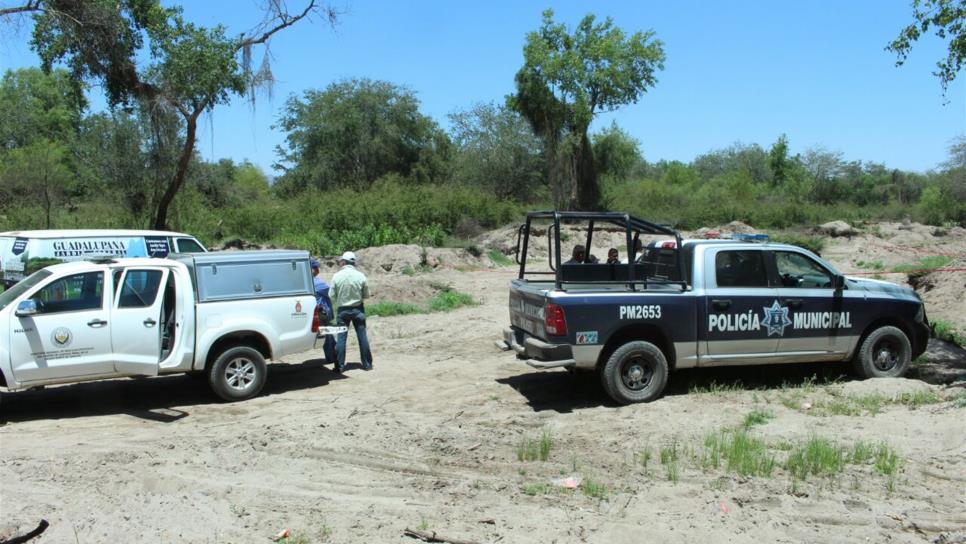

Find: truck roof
<box><xmin>0</xmin><ymin>229</ymin><xmax>194</xmax><ymax>238</ymax></box>
<box><xmin>43</xmin><ymin>258</ymin><xmax>184</xmax><ymax>274</ymax></box>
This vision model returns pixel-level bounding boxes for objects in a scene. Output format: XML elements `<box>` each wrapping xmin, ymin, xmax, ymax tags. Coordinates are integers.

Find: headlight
<box><xmin>915</xmin><ymin>304</ymin><xmax>925</xmax><ymax>323</ymax></box>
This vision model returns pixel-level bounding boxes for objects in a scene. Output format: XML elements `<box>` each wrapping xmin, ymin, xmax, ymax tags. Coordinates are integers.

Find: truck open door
<box><xmin>111</xmin><ymin>268</ymin><xmax>169</xmax><ymax>376</ymax></box>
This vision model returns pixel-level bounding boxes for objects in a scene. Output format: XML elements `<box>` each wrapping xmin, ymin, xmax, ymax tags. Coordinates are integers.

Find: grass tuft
<box><xmin>743</xmin><ymin>408</ymin><xmax>774</xmax><ymax>428</ymax></box>
<box><xmin>488</xmin><ymin>249</ymin><xmax>513</xmax><ymax>266</ymax></box>
<box><xmin>517</xmin><ymin>429</ymin><xmax>553</xmax><ymax>462</ymax></box>
<box><xmin>580</xmin><ymin>476</ymin><xmax>608</xmax><ymax>500</ymax></box>
<box><xmin>660</xmin><ymin>440</ymin><xmax>681</xmax><ymax>482</ymax></box>
<box><xmin>427</xmin><ymin>289</ymin><xmax>477</xmax><ymax>312</ymax></box>
<box><xmin>786</xmin><ymin>436</ymin><xmax>846</xmax><ymax>480</ymax></box>
<box><xmin>702</xmin><ymin>429</ymin><xmax>776</xmax><ymax>477</ymax></box>
<box><xmin>891</xmin><ymin>255</ymin><xmax>952</xmax><ymax>273</ymax></box>
<box><xmin>930</xmin><ymin>319</ymin><xmax>965</xmax><ymax>347</ymax></box>
<box><xmin>365</xmin><ymin>301</ymin><xmax>423</xmax><ymax>317</ymax></box>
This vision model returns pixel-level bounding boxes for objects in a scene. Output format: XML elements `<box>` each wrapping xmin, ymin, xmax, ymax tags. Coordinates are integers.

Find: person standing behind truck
<box><xmin>311</xmin><ymin>260</ymin><xmax>337</xmax><ymax>367</ymax></box>
<box><xmin>330</xmin><ymin>251</ymin><xmax>373</xmax><ymax>372</ymax></box>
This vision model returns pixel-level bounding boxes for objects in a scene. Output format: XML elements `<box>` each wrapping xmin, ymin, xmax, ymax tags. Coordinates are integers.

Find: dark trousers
<box><xmin>336</xmin><ymin>306</ymin><xmax>373</xmax><ymax>370</ymax></box>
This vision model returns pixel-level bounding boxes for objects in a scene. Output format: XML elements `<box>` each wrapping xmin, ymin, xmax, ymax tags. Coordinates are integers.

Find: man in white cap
<box><xmin>330</xmin><ymin>250</ymin><xmax>373</xmax><ymax>371</ymax></box>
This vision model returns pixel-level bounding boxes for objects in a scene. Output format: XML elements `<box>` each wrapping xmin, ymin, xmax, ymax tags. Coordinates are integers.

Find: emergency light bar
<box><xmin>732</xmin><ymin>233</ymin><xmax>769</xmax><ymax>243</ymax></box>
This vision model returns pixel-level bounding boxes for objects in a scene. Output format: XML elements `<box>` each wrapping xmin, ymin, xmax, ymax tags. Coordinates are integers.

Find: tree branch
<box><xmin>0</xmin><ymin>0</ymin><xmax>41</xmax><ymax>17</ymax></box>
<box><xmin>236</xmin><ymin>0</ymin><xmax>320</xmax><ymax>50</ymax></box>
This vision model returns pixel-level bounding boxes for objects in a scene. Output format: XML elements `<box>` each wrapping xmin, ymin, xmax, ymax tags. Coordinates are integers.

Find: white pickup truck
<box><xmin>0</xmin><ymin>250</ymin><xmax>321</xmax><ymax>401</ymax></box>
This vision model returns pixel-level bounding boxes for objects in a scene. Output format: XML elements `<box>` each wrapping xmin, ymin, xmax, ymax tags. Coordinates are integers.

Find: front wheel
<box><xmin>208</xmin><ymin>346</ymin><xmax>267</xmax><ymax>401</ymax></box>
<box><xmin>852</xmin><ymin>326</ymin><xmax>912</xmax><ymax>379</ymax></box>
<box><xmin>600</xmin><ymin>341</ymin><xmax>669</xmax><ymax>404</ymax></box>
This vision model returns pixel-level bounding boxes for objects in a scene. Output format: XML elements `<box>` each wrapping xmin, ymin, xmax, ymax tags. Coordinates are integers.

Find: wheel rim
<box><xmin>872</xmin><ymin>338</ymin><xmax>901</xmax><ymax>372</ymax></box>
<box><xmin>620</xmin><ymin>356</ymin><xmax>654</xmax><ymax>391</ymax></box>
<box><xmin>224</xmin><ymin>357</ymin><xmax>257</xmax><ymax>391</ymax></box>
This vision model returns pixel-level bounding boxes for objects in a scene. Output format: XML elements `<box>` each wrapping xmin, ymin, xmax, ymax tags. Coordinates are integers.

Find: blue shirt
<box><xmin>313</xmin><ymin>275</ymin><xmax>333</xmax><ymax>316</ymax></box>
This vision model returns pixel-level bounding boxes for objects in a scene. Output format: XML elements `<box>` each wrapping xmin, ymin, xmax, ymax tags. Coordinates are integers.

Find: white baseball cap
<box><xmin>340</xmin><ymin>251</ymin><xmax>356</xmax><ymax>263</ymax></box>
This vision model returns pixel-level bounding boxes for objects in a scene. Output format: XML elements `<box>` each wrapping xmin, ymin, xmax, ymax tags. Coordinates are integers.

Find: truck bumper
<box><xmin>499</xmin><ymin>328</ymin><xmax>576</xmax><ymax>370</ymax></box>
<box><xmin>911</xmin><ymin>320</ymin><xmax>930</xmax><ymax>360</ymax></box>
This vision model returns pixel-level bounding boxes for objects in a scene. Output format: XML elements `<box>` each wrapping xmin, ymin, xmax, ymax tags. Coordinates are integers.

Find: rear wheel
<box><xmin>600</xmin><ymin>341</ymin><xmax>668</xmax><ymax>404</ymax></box>
<box><xmin>852</xmin><ymin>326</ymin><xmax>912</xmax><ymax>379</ymax></box>
<box><xmin>208</xmin><ymin>346</ymin><xmax>267</xmax><ymax>401</ymax></box>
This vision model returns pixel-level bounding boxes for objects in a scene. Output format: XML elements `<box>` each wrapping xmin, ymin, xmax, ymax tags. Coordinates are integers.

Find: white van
<box><xmin>0</xmin><ymin>230</ymin><xmax>206</xmax><ymax>287</ymax></box>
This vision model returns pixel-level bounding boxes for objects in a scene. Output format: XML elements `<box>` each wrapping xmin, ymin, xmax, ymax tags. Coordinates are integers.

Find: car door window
<box><xmin>175</xmin><ymin>238</ymin><xmax>205</xmax><ymax>253</ymax></box>
<box><xmin>32</xmin><ymin>272</ymin><xmax>104</xmax><ymax>314</ymax></box>
<box><xmin>776</xmin><ymin>252</ymin><xmax>832</xmax><ymax>288</ymax></box>
<box><xmin>715</xmin><ymin>250</ymin><xmax>767</xmax><ymax>287</ymax></box>
<box><xmin>117</xmin><ymin>270</ymin><xmax>163</xmax><ymax>308</ymax></box>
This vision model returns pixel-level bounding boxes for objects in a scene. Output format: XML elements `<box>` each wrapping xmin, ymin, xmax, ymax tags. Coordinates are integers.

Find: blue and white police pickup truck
<box><xmin>498</xmin><ymin>211</ymin><xmax>930</xmax><ymax>404</ymax></box>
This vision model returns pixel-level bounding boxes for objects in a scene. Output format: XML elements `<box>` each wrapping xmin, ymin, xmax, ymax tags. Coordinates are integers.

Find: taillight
<box><xmin>311</xmin><ymin>306</ymin><xmax>320</xmax><ymax>333</ymax></box>
<box><xmin>545</xmin><ymin>303</ymin><xmax>567</xmax><ymax>336</ymax></box>
<box><xmin>661</xmin><ymin>241</ymin><xmax>676</xmax><ymax>249</ymax></box>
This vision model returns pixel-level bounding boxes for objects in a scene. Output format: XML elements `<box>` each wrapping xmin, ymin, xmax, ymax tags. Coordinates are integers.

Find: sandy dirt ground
<box><xmin>1</xmin><ymin>224</ymin><xmax>965</xmax><ymax>544</ymax></box>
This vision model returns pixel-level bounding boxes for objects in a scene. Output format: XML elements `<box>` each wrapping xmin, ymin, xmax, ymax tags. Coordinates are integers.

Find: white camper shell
<box><xmin>0</xmin><ymin>229</ymin><xmax>206</xmax><ymax>287</ymax></box>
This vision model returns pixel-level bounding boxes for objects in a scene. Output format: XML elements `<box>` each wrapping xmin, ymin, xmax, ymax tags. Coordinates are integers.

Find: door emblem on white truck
<box><xmin>762</xmin><ymin>300</ymin><xmax>793</xmax><ymax>337</ymax></box>
<box><xmin>51</xmin><ymin>327</ymin><xmax>73</xmax><ymax>347</ymax></box>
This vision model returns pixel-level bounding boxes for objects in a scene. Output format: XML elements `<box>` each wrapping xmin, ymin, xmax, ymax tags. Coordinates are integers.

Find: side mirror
<box><xmin>15</xmin><ymin>299</ymin><xmax>38</xmax><ymax>317</ymax></box>
<box><xmin>831</xmin><ymin>274</ymin><xmax>846</xmax><ymax>290</ymax></box>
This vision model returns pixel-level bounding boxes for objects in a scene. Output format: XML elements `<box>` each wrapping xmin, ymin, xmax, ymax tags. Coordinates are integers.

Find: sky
<box><xmin>1</xmin><ymin>0</ymin><xmax>964</xmax><ymax>175</ymax></box>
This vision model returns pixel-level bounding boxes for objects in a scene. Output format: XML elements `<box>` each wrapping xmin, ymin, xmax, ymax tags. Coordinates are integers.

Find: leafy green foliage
<box><xmin>274</xmin><ymin>79</ymin><xmax>451</xmax><ymax>193</ymax></box>
<box><xmin>593</xmin><ymin>121</ymin><xmax>644</xmax><ymax>182</ymax></box>
<box><xmin>930</xmin><ymin>319</ymin><xmax>965</xmax><ymax>346</ymax></box>
<box><xmin>365</xmin><ymin>301</ymin><xmax>423</xmax><ymax>317</ymax></box>
<box><xmin>449</xmin><ymin>102</ymin><xmax>545</xmax><ymax>201</ymax></box>
<box><xmin>889</xmin><ymin>0</ymin><xmax>966</xmax><ymax>92</ymax></box>
<box><xmin>510</xmin><ymin>9</ymin><xmax>664</xmax><ymax>210</ymax></box>
<box><xmin>427</xmin><ymin>289</ymin><xmax>477</xmax><ymax>312</ymax></box>
<box><xmin>891</xmin><ymin>255</ymin><xmax>952</xmax><ymax>273</ymax></box>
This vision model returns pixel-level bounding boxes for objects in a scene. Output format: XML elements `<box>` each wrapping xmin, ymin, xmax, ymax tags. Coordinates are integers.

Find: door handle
<box><xmin>87</xmin><ymin>319</ymin><xmax>108</xmax><ymax>328</ymax></box>
<box><xmin>144</xmin><ymin>318</ymin><xmax>157</xmax><ymax>328</ymax></box>
<box><xmin>785</xmin><ymin>299</ymin><xmax>803</xmax><ymax>309</ymax></box>
<box><xmin>711</xmin><ymin>299</ymin><xmax>731</xmax><ymax>310</ymax></box>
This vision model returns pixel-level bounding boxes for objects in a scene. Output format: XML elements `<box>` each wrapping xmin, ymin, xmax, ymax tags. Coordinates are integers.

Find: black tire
<box><xmin>852</xmin><ymin>326</ymin><xmax>912</xmax><ymax>379</ymax></box>
<box><xmin>207</xmin><ymin>346</ymin><xmax>267</xmax><ymax>401</ymax></box>
<box><xmin>600</xmin><ymin>341</ymin><xmax>669</xmax><ymax>404</ymax></box>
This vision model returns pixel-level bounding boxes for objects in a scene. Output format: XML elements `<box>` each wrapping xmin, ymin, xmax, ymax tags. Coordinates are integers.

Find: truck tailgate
<box><xmin>509</xmin><ymin>279</ymin><xmax>550</xmax><ymax>340</ymax></box>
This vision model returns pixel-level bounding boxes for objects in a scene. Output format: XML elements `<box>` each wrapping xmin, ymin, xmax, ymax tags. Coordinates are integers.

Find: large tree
<box><xmin>1</xmin><ymin>0</ymin><xmax>335</xmax><ymax>229</ymax></box>
<box><xmin>509</xmin><ymin>9</ymin><xmax>664</xmax><ymax>210</ymax></box>
<box><xmin>448</xmin><ymin>102</ymin><xmax>545</xmax><ymax>201</ymax></box>
<box><xmin>274</xmin><ymin>78</ymin><xmax>451</xmax><ymax>194</ymax></box>
<box><xmin>888</xmin><ymin>0</ymin><xmax>966</xmax><ymax>92</ymax></box>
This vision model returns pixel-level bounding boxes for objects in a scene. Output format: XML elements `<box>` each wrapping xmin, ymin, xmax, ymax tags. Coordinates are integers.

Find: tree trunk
<box><xmin>568</xmin><ymin>130</ymin><xmax>599</xmax><ymax>211</ymax></box>
<box><xmin>153</xmin><ymin>109</ymin><xmax>200</xmax><ymax>230</ymax></box>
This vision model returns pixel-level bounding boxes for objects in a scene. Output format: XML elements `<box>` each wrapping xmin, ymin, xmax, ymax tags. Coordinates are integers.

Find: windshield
<box><xmin>0</xmin><ymin>270</ymin><xmax>52</xmax><ymax>311</ymax></box>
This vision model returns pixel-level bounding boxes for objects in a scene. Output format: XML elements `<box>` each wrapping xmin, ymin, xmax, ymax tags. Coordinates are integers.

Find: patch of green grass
<box><xmin>931</xmin><ymin>319</ymin><xmax>965</xmax><ymax>347</ymax></box>
<box><xmin>660</xmin><ymin>440</ymin><xmax>681</xmax><ymax>482</ymax></box>
<box><xmin>855</xmin><ymin>260</ymin><xmax>885</xmax><ymax>271</ymax></box>
<box><xmin>580</xmin><ymin>476</ymin><xmax>608</xmax><ymax>500</ymax></box>
<box><xmin>417</xmin><ymin>516</ymin><xmax>431</xmax><ymax>532</ymax></box>
<box><xmin>637</xmin><ymin>444</ymin><xmax>653</xmax><ymax>477</ymax></box>
<box><xmin>688</xmin><ymin>380</ymin><xmax>744</xmax><ymax>395</ymax></box>
<box><xmin>954</xmin><ymin>390</ymin><xmax>966</xmax><ymax>408</ymax></box>
<box><xmin>522</xmin><ymin>483</ymin><xmax>552</xmax><ymax>496</ymax></box>
<box><xmin>895</xmin><ymin>390</ymin><xmax>942</xmax><ymax>407</ymax></box>
<box><xmin>517</xmin><ymin>429</ymin><xmax>553</xmax><ymax>462</ymax></box>
<box><xmin>488</xmin><ymin>249</ymin><xmax>514</xmax><ymax>266</ymax></box>
<box><xmin>849</xmin><ymin>441</ymin><xmax>876</xmax><ymax>464</ymax></box>
<box><xmin>770</xmin><ymin>232</ymin><xmax>825</xmax><ymax>255</ymax></box>
<box><xmin>366</xmin><ymin>301</ymin><xmax>424</xmax><ymax>317</ymax></box>
<box><xmin>892</xmin><ymin>255</ymin><xmax>952</xmax><ymax>274</ymax></box>
<box><xmin>811</xmin><ymin>390</ymin><xmax>941</xmax><ymax>416</ymax></box>
<box><xmin>702</xmin><ymin>429</ymin><xmax>776</xmax><ymax>477</ymax></box>
<box><xmin>786</xmin><ymin>436</ymin><xmax>846</xmax><ymax>480</ymax></box>
<box><xmin>743</xmin><ymin>408</ymin><xmax>774</xmax><ymax>428</ymax></box>
<box><xmin>873</xmin><ymin>443</ymin><xmax>901</xmax><ymax>477</ymax></box>
<box><xmin>427</xmin><ymin>289</ymin><xmax>477</xmax><ymax>312</ymax></box>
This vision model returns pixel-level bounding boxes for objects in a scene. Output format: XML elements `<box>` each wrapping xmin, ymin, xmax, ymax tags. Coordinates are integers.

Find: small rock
<box><xmin>817</xmin><ymin>220</ymin><xmax>857</xmax><ymax>237</ymax></box>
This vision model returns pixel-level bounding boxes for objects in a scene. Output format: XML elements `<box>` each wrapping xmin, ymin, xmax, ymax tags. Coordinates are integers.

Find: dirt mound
<box><xmin>816</xmin><ymin>220</ymin><xmax>857</xmax><ymax>237</ymax></box>
<box><xmin>832</xmin><ymin>377</ymin><xmax>937</xmax><ymax>398</ymax></box>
